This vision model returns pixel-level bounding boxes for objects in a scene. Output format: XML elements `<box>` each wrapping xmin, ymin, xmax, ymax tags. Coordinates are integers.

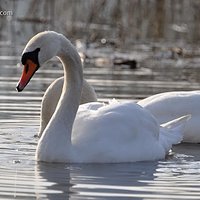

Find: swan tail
<box><xmin>159</xmin><ymin>115</ymin><xmax>191</xmax><ymax>151</ymax></box>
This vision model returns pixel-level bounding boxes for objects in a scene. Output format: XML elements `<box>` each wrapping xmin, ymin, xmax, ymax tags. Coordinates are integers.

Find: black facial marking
<box><xmin>21</xmin><ymin>48</ymin><xmax>40</xmax><ymax>68</ymax></box>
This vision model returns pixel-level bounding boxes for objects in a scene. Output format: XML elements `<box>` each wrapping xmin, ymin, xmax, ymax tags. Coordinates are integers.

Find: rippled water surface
<box><xmin>0</xmin><ymin>51</ymin><xmax>200</xmax><ymax>199</ymax></box>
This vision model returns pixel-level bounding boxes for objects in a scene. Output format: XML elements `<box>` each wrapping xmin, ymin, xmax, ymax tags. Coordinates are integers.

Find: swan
<box><xmin>138</xmin><ymin>91</ymin><xmax>200</xmax><ymax>143</ymax></box>
<box><xmin>16</xmin><ymin>31</ymin><xmax>189</xmax><ymax>163</ymax></box>
<box><xmin>39</xmin><ymin>76</ymin><xmax>97</xmax><ymax>137</ymax></box>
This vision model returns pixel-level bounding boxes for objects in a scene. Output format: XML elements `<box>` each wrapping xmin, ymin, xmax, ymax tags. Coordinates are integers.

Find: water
<box><xmin>0</xmin><ymin>48</ymin><xmax>200</xmax><ymax>199</ymax></box>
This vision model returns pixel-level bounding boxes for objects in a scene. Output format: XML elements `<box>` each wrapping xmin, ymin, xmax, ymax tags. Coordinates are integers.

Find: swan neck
<box><xmin>57</xmin><ymin>39</ymin><xmax>83</xmax><ymax>133</ymax></box>
<box><xmin>59</xmin><ymin>52</ymin><xmax>83</xmax><ymax>116</ymax></box>
<box><xmin>36</xmin><ymin>33</ymin><xmax>83</xmax><ymax>162</ymax></box>
<box><xmin>41</xmin><ymin>36</ymin><xmax>83</xmax><ymax>142</ymax></box>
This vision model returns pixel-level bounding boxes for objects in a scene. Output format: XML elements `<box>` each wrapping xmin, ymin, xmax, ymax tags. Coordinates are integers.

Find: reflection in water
<box><xmin>0</xmin><ymin>54</ymin><xmax>200</xmax><ymax>199</ymax></box>
<box><xmin>35</xmin><ymin>155</ymin><xmax>200</xmax><ymax>199</ymax></box>
<box><xmin>35</xmin><ymin>163</ymin><xmax>69</xmax><ymax>199</ymax></box>
<box><xmin>0</xmin><ymin>150</ymin><xmax>200</xmax><ymax>199</ymax></box>
<box><xmin>35</xmin><ymin>162</ymin><xmax>158</xmax><ymax>199</ymax></box>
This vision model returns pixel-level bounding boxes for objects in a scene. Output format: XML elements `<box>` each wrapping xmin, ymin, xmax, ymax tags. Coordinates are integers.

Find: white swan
<box><xmin>138</xmin><ymin>91</ymin><xmax>200</xmax><ymax>143</ymax></box>
<box><xmin>16</xmin><ymin>31</ymin><xmax>189</xmax><ymax>163</ymax></box>
<box><xmin>39</xmin><ymin>76</ymin><xmax>97</xmax><ymax>137</ymax></box>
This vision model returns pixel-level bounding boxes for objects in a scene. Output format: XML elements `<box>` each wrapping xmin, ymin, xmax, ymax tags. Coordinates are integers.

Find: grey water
<box><xmin>0</xmin><ymin>47</ymin><xmax>200</xmax><ymax>200</ymax></box>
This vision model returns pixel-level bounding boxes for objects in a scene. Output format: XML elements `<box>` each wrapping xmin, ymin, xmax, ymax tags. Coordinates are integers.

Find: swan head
<box><xmin>16</xmin><ymin>31</ymin><xmax>62</xmax><ymax>92</ymax></box>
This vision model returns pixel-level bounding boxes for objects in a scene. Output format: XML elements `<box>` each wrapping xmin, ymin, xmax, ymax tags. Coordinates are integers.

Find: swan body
<box><xmin>16</xmin><ymin>31</ymin><xmax>189</xmax><ymax>163</ymax></box>
<box><xmin>138</xmin><ymin>91</ymin><xmax>200</xmax><ymax>143</ymax></box>
<box><xmin>39</xmin><ymin>76</ymin><xmax>97</xmax><ymax>137</ymax></box>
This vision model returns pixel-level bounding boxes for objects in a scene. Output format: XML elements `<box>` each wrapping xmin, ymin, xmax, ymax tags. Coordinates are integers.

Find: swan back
<box><xmin>71</xmin><ymin>102</ymin><xmax>162</xmax><ymax>162</ymax></box>
<box><xmin>138</xmin><ymin>91</ymin><xmax>200</xmax><ymax>143</ymax></box>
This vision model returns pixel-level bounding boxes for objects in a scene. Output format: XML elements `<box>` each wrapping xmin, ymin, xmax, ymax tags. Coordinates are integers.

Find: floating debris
<box><xmin>13</xmin><ymin>160</ymin><xmax>21</xmax><ymax>164</ymax></box>
<box><xmin>113</xmin><ymin>59</ymin><xmax>137</xmax><ymax>69</ymax></box>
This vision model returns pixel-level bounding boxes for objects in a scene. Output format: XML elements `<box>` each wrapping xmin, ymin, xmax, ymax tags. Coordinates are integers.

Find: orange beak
<box><xmin>16</xmin><ymin>59</ymin><xmax>38</xmax><ymax>92</ymax></box>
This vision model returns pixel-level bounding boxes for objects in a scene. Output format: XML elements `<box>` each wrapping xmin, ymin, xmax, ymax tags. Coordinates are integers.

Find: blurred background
<box><xmin>1</xmin><ymin>0</ymin><xmax>200</xmax><ymax>50</ymax></box>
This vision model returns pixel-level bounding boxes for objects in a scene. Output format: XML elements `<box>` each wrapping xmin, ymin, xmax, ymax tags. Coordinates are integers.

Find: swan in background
<box><xmin>16</xmin><ymin>31</ymin><xmax>189</xmax><ymax>163</ymax></box>
<box><xmin>138</xmin><ymin>91</ymin><xmax>200</xmax><ymax>143</ymax></box>
<box><xmin>39</xmin><ymin>76</ymin><xmax>97</xmax><ymax>137</ymax></box>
